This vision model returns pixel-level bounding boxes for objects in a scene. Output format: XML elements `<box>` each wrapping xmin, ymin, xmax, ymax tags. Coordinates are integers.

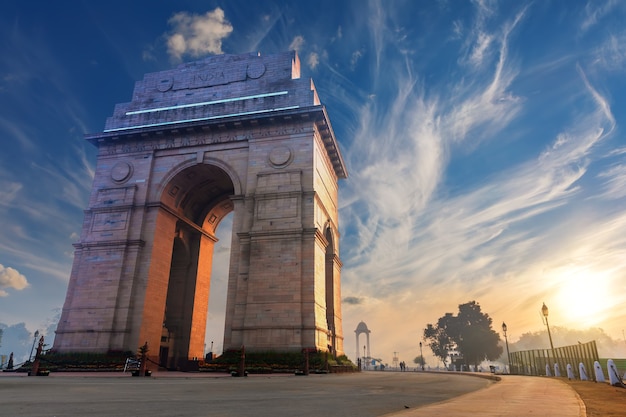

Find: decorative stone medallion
<box><xmin>247</xmin><ymin>61</ymin><xmax>266</xmax><ymax>79</ymax></box>
<box><xmin>268</xmin><ymin>146</ymin><xmax>293</xmax><ymax>168</ymax></box>
<box><xmin>111</xmin><ymin>161</ymin><xmax>133</xmax><ymax>183</ymax></box>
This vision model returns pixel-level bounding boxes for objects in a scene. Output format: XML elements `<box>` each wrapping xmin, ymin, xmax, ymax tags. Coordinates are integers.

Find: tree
<box><xmin>413</xmin><ymin>355</ymin><xmax>425</xmax><ymax>367</ymax></box>
<box><xmin>424</xmin><ymin>301</ymin><xmax>503</xmax><ymax>369</ymax></box>
<box><xmin>423</xmin><ymin>313</ymin><xmax>454</xmax><ymax>367</ymax></box>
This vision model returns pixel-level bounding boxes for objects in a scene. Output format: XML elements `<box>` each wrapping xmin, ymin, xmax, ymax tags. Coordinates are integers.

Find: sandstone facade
<box><xmin>54</xmin><ymin>51</ymin><xmax>347</xmax><ymax>368</ymax></box>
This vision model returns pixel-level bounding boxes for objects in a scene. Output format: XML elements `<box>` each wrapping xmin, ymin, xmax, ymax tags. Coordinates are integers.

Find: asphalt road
<box><xmin>0</xmin><ymin>371</ymin><xmax>492</xmax><ymax>417</ymax></box>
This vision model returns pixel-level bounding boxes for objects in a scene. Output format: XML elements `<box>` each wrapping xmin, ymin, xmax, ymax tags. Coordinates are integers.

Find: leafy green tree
<box><xmin>425</xmin><ymin>301</ymin><xmax>503</xmax><ymax>369</ymax></box>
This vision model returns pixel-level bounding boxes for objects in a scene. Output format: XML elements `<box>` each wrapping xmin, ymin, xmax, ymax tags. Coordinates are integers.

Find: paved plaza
<box><xmin>0</xmin><ymin>371</ymin><xmax>584</xmax><ymax>417</ymax></box>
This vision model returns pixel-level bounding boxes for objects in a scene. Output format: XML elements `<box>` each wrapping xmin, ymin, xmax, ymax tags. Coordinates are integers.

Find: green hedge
<box><xmin>203</xmin><ymin>349</ymin><xmax>356</xmax><ymax>373</ymax></box>
<box><xmin>17</xmin><ymin>348</ymin><xmax>356</xmax><ymax>373</ymax></box>
<box><xmin>17</xmin><ymin>350</ymin><xmax>133</xmax><ymax>372</ymax></box>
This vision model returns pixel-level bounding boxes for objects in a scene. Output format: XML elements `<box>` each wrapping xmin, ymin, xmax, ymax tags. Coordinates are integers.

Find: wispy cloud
<box><xmin>289</xmin><ymin>35</ymin><xmax>305</xmax><ymax>52</ymax></box>
<box><xmin>581</xmin><ymin>0</ymin><xmax>619</xmax><ymax>32</ymax></box>
<box><xmin>459</xmin><ymin>0</ymin><xmax>497</xmax><ymax>68</ymax></box>
<box><xmin>451</xmin><ymin>20</ymin><xmax>463</xmax><ymax>40</ymax></box>
<box><xmin>334</xmin><ymin>26</ymin><xmax>343</xmax><ymax>41</ymax></box>
<box><xmin>412</xmin><ymin>75</ymin><xmax>614</xmax><ymax>285</ymax></box>
<box><xmin>232</xmin><ymin>7</ymin><xmax>285</xmax><ymax>54</ymax></box>
<box><xmin>448</xmin><ymin>8</ymin><xmax>526</xmax><ymax>143</ymax></box>
<box><xmin>593</xmin><ymin>32</ymin><xmax>626</xmax><ymax>71</ymax></box>
<box><xmin>343</xmin><ymin>296</ymin><xmax>364</xmax><ymax>305</ymax></box>
<box><xmin>596</xmin><ymin>164</ymin><xmax>626</xmax><ymax>200</ymax></box>
<box><xmin>307</xmin><ymin>52</ymin><xmax>320</xmax><ymax>69</ymax></box>
<box><xmin>468</xmin><ymin>32</ymin><xmax>494</xmax><ymax>68</ymax></box>
<box><xmin>350</xmin><ymin>50</ymin><xmax>364</xmax><ymax>70</ymax></box>
<box><xmin>340</xmin><ymin>3</ymin><xmax>528</xmax><ymax>289</ymax></box>
<box><xmin>368</xmin><ymin>0</ymin><xmax>387</xmax><ymax>76</ymax></box>
<box><xmin>0</xmin><ymin>116</ymin><xmax>36</xmax><ymax>150</ymax></box>
<box><xmin>339</xmin><ymin>1</ymin><xmax>620</xmax><ymax>343</ymax></box>
<box><xmin>0</xmin><ymin>179</ymin><xmax>22</xmax><ymax>209</ymax></box>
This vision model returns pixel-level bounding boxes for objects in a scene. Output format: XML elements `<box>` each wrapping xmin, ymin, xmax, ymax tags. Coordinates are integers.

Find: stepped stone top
<box><xmin>90</xmin><ymin>51</ymin><xmax>346</xmax><ymax>179</ymax></box>
<box><xmin>103</xmin><ymin>51</ymin><xmax>321</xmax><ymax>133</ymax></box>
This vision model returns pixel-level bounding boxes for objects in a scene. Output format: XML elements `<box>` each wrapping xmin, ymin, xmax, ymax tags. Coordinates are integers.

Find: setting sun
<box><xmin>554</xmin><ymin>268</ymin><xmax>611</xmax><ymax>328</ymax></box>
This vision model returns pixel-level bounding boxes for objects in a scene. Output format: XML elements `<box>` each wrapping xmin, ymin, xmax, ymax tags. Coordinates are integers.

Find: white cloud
<box><xmin>350</xmin><ymin>50</ymin><xmax>363</xmax><ymax>70</ymax></box>
<box><xmin>469</xmin><ymin>31</ymin><xmax>493</xmax><ymax>68</ymax></box>
<box><xmin>472</xmin><ymin>0</ymin><xmax>498</xmax><ymax>16</ymax></box>
<box><xmin>577</xmin><ymin>64</ymin><xmax>616</xmax><ymax>131</ymax></box>
<box><xmin>594</xmin><ymin>33</ymin><xmax>626</xmax><ymax>71</ymax></box>
<box><xmin>581</xmin><ymin>0</ymin><xmax>619</xmax><ymax>32</ymax></box>
<box><xmin>447</xmin><ymin>9</ymin><xmax>525</xmax><ymax>143</ymax></box>
<box><xmin>340</xmin><ymin>74</ymin><xmax>446</xmax><ymax>272</ymax></box>
<box><xmin>460</xmin><ymin>1</ymin><xmax>525</xmax><ymax>72</ymax></box>
<box><xmin>166</xmin><ymin>8</ymin><xmax>233</xmax><ymax>60</ymax></box>
<box><xmin>597</xmin><ymin>164</ymin><xmax>626</xmax><ymax>199</ymax></box>
<box><xmin>307</xmin><ymin>52</ymin><xmax>319</xmax><ymax>69</ymax></box>
<box><xmin>289</xmin><ymin>35</ymin><xmax>305</xmax><ymax>52</ymax></box>
<box><xmin>0</xmin><ymin>264</ymin><xmax>29</xmax><ymax>296</ymax></box>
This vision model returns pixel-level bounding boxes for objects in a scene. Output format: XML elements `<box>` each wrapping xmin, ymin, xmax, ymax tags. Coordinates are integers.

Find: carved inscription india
<box><xmin>156</xmin><ymin>61</ymin><xmax>266</xmax><ymax>92</ymax></box>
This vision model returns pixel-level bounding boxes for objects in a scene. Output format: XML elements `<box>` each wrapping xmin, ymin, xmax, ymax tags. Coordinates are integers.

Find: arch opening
<box><xmin>205</xmin><ymin>212</ymin><xmax>233</xmax><ymax>359</ymax></box>
<box><xmin>325</xmin><ymin>225</ymin><xmax>337</xmax><ymax>357</ymax></box>
<box><xmin>158</xmin><ymin>163</ymin><xmax>234</xmax><ymax>369</ymax></box>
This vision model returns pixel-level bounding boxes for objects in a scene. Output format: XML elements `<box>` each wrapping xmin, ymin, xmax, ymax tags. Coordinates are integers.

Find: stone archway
<box><xmin>355</xmin><ymin>321</ymin><xmax>371</xmax><ymax>363</ymax></box>
<box><xmin>151</xmin><ymin>163</ymin><xmax>235</xmax><ymax>369</ymax></box>
<box><xmin>54</xmin><ymin>51</ymin><xmax>347</xmax><ymax>368</ymax></box>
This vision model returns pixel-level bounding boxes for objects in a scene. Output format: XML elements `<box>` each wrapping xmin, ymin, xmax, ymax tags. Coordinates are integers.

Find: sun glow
<box><xmin>553</xmin><ymin>268</ymin><xmax>612</xmax><ymax>328</ymax></box>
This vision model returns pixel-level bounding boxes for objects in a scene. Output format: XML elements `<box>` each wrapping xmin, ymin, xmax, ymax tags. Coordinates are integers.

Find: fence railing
<box><xmin>508</xmin><ymin>340</ymin><xmax>599</xmax><ymax>380</ymax></box>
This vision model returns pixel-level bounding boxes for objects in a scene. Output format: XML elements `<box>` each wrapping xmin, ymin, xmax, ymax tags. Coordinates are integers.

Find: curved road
<box><xmin>1</xmin><ymin>371</ymin><xmax>491</xmax><ymax>417</ymax></box>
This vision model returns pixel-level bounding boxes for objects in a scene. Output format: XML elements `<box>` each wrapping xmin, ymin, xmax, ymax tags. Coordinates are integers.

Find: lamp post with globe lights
<box><xmin>502</xmin><ymin>322</ymin><xmax>511</xmax><ymax>374</ymax></box>
<box><xmin>541</xmin><ymin>302</ymin><xmax>556</xmax><ymax>370</ymax></box>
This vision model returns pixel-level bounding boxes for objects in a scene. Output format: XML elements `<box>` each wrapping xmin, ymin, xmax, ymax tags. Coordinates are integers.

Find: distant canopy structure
<box><xmin>355</xmin><ymin>321</ymin><xmax>371</xmax><ymax>361</ymax></box>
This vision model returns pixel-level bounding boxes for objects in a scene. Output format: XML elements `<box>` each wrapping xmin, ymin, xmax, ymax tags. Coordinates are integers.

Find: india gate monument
<box><xmin>53</xmin><ymin>51</ymin><xmax>347</xmax><ymax>369</ymax></box>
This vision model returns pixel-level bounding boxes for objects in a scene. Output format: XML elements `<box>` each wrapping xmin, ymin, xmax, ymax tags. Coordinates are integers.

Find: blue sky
<box><xmin>1</xmin><ymin>0</ymin><xmax>626</xmax><ymax>364</ymax></box>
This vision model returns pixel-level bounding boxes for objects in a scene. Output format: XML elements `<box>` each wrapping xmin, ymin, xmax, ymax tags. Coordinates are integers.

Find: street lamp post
<box><xmin>541</xmin><ymin>302</ymin><xmax>556</xmax><ymax>370</ymax></box>
<box><xmin>29</xmin><ymin>330</ymin><xmax>39</xmax><ymax>361</ymax></box>
<box><xmin>502</xmin><ymin>322</ymin><xmax>511</xmax><ymax>374</ymax></box>
<box><xmin>419</xmin><ymin>341</ymin><xmax>424</xmax><ymax>371</ymax></box>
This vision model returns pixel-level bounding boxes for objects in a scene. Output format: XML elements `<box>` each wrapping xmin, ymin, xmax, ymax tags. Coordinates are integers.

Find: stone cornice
<box><xmin>73</xmin><ymin>239</ymin><xmax>145</xmax><ymax>250</ymax></box>
<box><xmin>86</xmin><ymin>106</ymin><xmax>347</xmax><ymax>179</ymax></box>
